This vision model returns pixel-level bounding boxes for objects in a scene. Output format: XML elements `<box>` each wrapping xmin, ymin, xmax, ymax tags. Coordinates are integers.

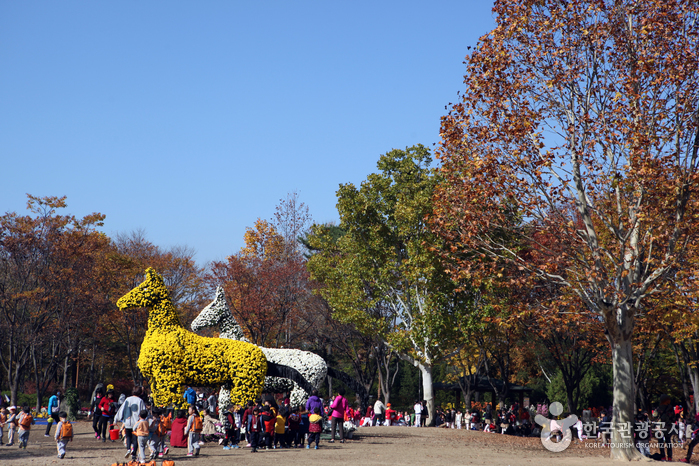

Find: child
<box><xmin>185</xmin><ymin>405</ymin><xmax>202</xmax><ymax>457</ymax></box>
<box><xmin>308</xmin><ymin>407</ymin><xmax>322</xmax><ymax>449</ymax></box>
<box><xmin>221</xmin><ymin>406</ymin><xmax>239</xmax><ymax>450</ymax></box>
<box><xmin>6</xmin><ymin>406</ymin><xmax>18</xmax><ymax>446</ymax></box>
<box><xmin>299</xmin><ymin>406</ymin><xmax>309</xmax><ymax>448</ymax></box>
<box><xmin>261</xmin><ymin>406</ymin><xmax>275</xmax><ymax>450</ymax></box>
<box><xmin>134</xmin><ymin>409</ymin><xmax>150</xmax><ymax>463</ymax></box>
<box><xmin>455</xmin><ymin>410</ymin><xmax>463</xmax><ymax>429</ymax></box>
<box><xmin>17</xmin><ymin>405</ymin><xmax>35</xmax><ymax>449</ymax></box>
<box><xmin>287</xmin><ymin>407</ymin><xmax>301</xmax><ymax>448</ymax></box>
<box><xmin>54</xmin><ymin>411</ymin><xmax>72</xmax><ymax>459</ymax></box>
<box><xmin>274</xmin><ymin>407</ymin><xmax>287</xmax><ymax>448</ymax></box>
<box><xmin>385</xmin><ymin>403</ymin><xmax>395</xmax><ymax>426</ymax></box>
<box><xmin>247</xmin><ymin>407</ymin><xmax>262</xmax><ymax>453</ymax></box>
<box><xmin>201</xmin><ymin>408</ymin><xmax>219</xmax><ymax>442</ymax></box>
<box><xmin>0</xmin><ymin>407</ymin><xmax>6</xmax><ymax>445</ymax></box>
<box><xmin>154</xmin><ymin>409</ymin><xmax>171</xmax><ymax>457</ymax></box>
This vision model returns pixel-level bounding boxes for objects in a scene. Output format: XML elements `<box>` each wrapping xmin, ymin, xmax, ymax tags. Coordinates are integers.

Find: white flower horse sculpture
<box><xmin>192</xmin><ymin>286</ymin><xmax>327</xmax><ymax>407</ymax></box>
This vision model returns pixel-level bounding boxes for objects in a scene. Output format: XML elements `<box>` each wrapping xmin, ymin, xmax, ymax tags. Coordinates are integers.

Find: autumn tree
<box><xmin>434</xmin><ymin>1</ymin><xmax>699</xmax><ymax>459</ymax></box>
<box><xmin>210</xmin><ymin>194</ymin><xmax>315</xmax><ymax>347</ymax></box>
<box><xmin>0</xmin><ymin>195</ymin><xmax>108</xmax><ymax>406</ymax></box>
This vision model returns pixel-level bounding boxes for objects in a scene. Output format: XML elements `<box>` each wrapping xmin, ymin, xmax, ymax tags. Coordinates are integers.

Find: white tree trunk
<box><xmin>418</xmin><ymin>363</ymin><xmax>434</xmax><ymax>426</ymax></box>
<box><xmin>610</xmin><ymin>338</ymin><xmax>644</xmax><ymax>460</ymax></box>
<box><xmin>689</xmin><ymin>366</ymin><xmax>699</xmax><ymax>416</ymax></box>
<box><xmin>396</xmin><ymin>349</ymin><xmax>435</xmax><ymax>425</ymax></box>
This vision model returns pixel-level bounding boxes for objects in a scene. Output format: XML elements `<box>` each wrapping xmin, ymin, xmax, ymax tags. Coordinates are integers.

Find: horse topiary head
<box><xmin>117</xmin><ymin>268</ymin><xmax>182</xmax><ymax>331</ymax></box>
<box><xmin>191</xmin><ymin>286</ymin><xmax>227</xmax><ymax>333</ymax></box>
<box><xmin>117</xmin><ymin>267</ymin><xmax>170</xmax><ymax>310</ymax></box>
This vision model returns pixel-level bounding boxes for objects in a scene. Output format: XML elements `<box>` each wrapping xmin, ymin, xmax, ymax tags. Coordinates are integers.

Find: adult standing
<box><xmin>207</xmin><ymin>392</ymin><xmax>217</xmax><ymax>415</ymax></box>
<box><xmin>90</xmin><ymin>386</ymin><xmax>104</xmax><ymax>439</ymax></box>
<box><xmin>373</xmin><ymin>398</ymin><xmax>386</xmax><ymax>426</ymax></box>
<box><xmin>414</xmin><ymin>400</ymin><xmax>422</xmax><ymax>427</ymax></box>
<box><xmin>115</xmin><ymin>386</ymin><xmax>147</xmax><ymax>461</ymax></box>
<box><xmin>97</xmin><ymin>390</ymin><xmax>117</xmax><ymax>442</ymax></box>
<box><xmin>329</xmin><ymin>387</ymin><xmax>348</xmax><ymax>443</ymax></box>
<box><xmin>306</xmin><ymin>389</ymin><xmax>323</xmax><ymax>417</ymax></box>
<box><xmin>44</xmin><ymin>390</ymin><xmax>62</xmax><ymax>437</ymax></box>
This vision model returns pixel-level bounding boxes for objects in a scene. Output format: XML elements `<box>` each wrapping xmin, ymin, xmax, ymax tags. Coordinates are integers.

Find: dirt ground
<box><xmin>0</xmin><ymin>421</ymin><xmax>688</xmax><ymax>465</ymax></box>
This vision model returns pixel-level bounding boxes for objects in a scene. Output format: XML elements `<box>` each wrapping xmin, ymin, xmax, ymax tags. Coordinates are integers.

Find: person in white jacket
<box><xmin>115</xmin><ymin>386</ymin><xmax>146</xmax><ymax>461</ymax></box>
<box><xmin>414</xmin><ymin>401</ymin><xmax>422</xmax><ymax>427</ymax></box>
<box><xmin>373</xmin><ymin>399</ymin><xmax>386</xmax><ymax>426</ymax></box>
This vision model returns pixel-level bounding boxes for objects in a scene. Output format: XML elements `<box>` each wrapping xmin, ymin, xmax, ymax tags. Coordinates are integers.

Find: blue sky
<box><xmin>1</xmin><ymin>1</ymin><xmax>496</xmax><ymax>266</ymax></box>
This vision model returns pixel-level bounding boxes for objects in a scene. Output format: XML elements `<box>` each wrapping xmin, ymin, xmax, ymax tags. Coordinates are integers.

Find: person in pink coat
<box><xmin>329</xmin><ymin>388</ymin><xmax>348</xmax><ymax>443</ymax></box>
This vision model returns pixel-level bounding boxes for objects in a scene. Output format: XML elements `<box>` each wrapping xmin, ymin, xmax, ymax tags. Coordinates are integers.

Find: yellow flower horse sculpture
<box><xmin>117</xmin><ymin>268</ymin><xmax>267</xmax><ymax>407</ymax></box>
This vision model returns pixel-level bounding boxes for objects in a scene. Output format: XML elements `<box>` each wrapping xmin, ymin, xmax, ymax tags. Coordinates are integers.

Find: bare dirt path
<box><xmin>0</xmin><ymin>422</ymin><xmax>680</xmax><ymax>465</ymax></box>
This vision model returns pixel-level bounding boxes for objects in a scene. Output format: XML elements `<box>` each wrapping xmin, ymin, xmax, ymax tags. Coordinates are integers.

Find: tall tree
<box><xmin>0</xmin><ymin>195</ymin><xmax>107</xmax><ymax>405</ymax></box>
<box><xmin>210</xmin><ymin>215</ymin><xmax>314</xmax><ymax>347</ymax></box>
<box><xmin>307</xmin><ymin>145</ymin><xmax>471</xmax><ymax>425</ymax></box>
<box><xmin>434</xmin><ymin>1</ymin><xmax>699</xmax><ymax>459</ymax></box>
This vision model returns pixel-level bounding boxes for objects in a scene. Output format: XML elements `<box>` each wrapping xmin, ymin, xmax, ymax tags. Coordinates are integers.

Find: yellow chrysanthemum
<box><xmin>118</xmin><ymin>268</ymin><xmax>266</xmax><ymax>407</ymax></box>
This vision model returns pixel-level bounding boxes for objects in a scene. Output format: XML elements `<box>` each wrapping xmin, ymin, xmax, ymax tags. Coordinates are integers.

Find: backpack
<box><xmin>60</xmin><ymin>421</ymin><xmax>74</xmax><ymax>441</ymax></box>
<box><xmin>20</xmin><ymin>414</ymin><xmax>33</xmax><ymax>429</ymax></box>
<box><xmin>193</xmin><ymin>416</ymin><xmax>203</xmax><ymax>432</ymax></box>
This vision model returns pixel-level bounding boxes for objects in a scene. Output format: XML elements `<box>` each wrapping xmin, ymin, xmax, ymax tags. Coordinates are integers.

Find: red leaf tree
<box><xmin>434</xmin><ymin>1</ymin><xmax>699</xmax><ymax>460</ymax></box>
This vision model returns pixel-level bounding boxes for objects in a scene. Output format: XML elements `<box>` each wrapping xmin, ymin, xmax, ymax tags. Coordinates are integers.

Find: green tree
<box><xmin>307</xmin><ymin>145</ymin><xmax>471</xmax><ymax>425</ymax></box>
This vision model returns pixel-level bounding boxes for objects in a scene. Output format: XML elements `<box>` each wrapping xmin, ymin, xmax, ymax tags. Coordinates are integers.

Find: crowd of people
<box><xmin>3</xmin><ymin>384</ymin><xmax>699</xmax><ymax>463</ymax></box>
<box><xmin>0</xmin><ymin>383</ymin><xmax>355</xmax><ymax>462</ymax></box>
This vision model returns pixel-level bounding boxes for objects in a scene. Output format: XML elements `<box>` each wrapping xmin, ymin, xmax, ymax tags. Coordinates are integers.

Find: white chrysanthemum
<box><xmin>192</xmin><ymin>287</ymin><xmax>328</xmax><ymax>410</ymax></box>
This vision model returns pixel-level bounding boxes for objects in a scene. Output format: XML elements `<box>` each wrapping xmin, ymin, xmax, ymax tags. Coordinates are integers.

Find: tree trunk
<box><xmin>62</xmin><ymin>354</ymin><xmax>70</xmax><ymax>391</ymax></box>
<box><xmin>10</xmin><ymin>372</ymin><xmax>19</xmax><ymax>407</ymax></box>
<box><xmin>462</xmin><ymin>388</ymin><xmax>473</xmax><ymax>411</ymax></box>
<box><xmin>565</xmin><ymin>388</ymin><xmax>575</xmax><ymax>415</ymax></box>
<box><xmin>419</xmin><ymin>363</ymin><xmax>434</xmax><ymax>427</ymax></box>
<box><xmin>88</xmin><ymin>344</ymin><xmax>96</xmax><ymax>393</ymax></box>
<box><xmin>397</xmin><ymin>353</ymin><xmax>434</xmax><ymax>426</ymax></box>
<box><xmin>689</xmin><ymin>366</ymin><xmax>699</xmax><ymax>418</ymax></box>
<box><xmin>609</xmin><ymin>338</ymin><xmax>644</xmax><ymax>460</ymax></box>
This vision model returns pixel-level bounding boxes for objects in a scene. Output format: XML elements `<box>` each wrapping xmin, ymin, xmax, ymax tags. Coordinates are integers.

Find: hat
<box><xmin>107</xmin><ymin>384</ymin><xmax>114</xmax><ymax>390</ymax></box>
<box><xmin>9</xmin><ymin>406</ymin><xmax>16</xmax><ymax>410</ymax></box>
<box><xmin>386</xmin><ymin>403</ymin><xmax>391</xmax><ymax>407</ymax></box>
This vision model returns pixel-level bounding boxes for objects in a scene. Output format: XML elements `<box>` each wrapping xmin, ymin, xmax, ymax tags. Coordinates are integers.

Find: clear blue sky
<box><xmin>1</xmin><ymin>1</ymin><xmax>496</xmax><ymax>266</ymax></box>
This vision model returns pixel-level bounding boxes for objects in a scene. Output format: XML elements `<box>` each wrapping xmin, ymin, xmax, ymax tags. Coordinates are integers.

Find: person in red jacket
<box><xmin>260</xmin><ymin>406</ymin><xmax>275</xmax><ymax>450</ymax></box>
<box><xmin>169</xmin><ymin>410</ymin><xmax>188</xmax><ymax>448</ymax></box>
<box><xmin>385</xmin><ymin>403</ymin><xmax>397</xmax><ymax>426</ymax></box>
<box><xmin>97</xmin><ymin>390</ymin><xmax>117</xmax><ymax>442</ymax></box>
